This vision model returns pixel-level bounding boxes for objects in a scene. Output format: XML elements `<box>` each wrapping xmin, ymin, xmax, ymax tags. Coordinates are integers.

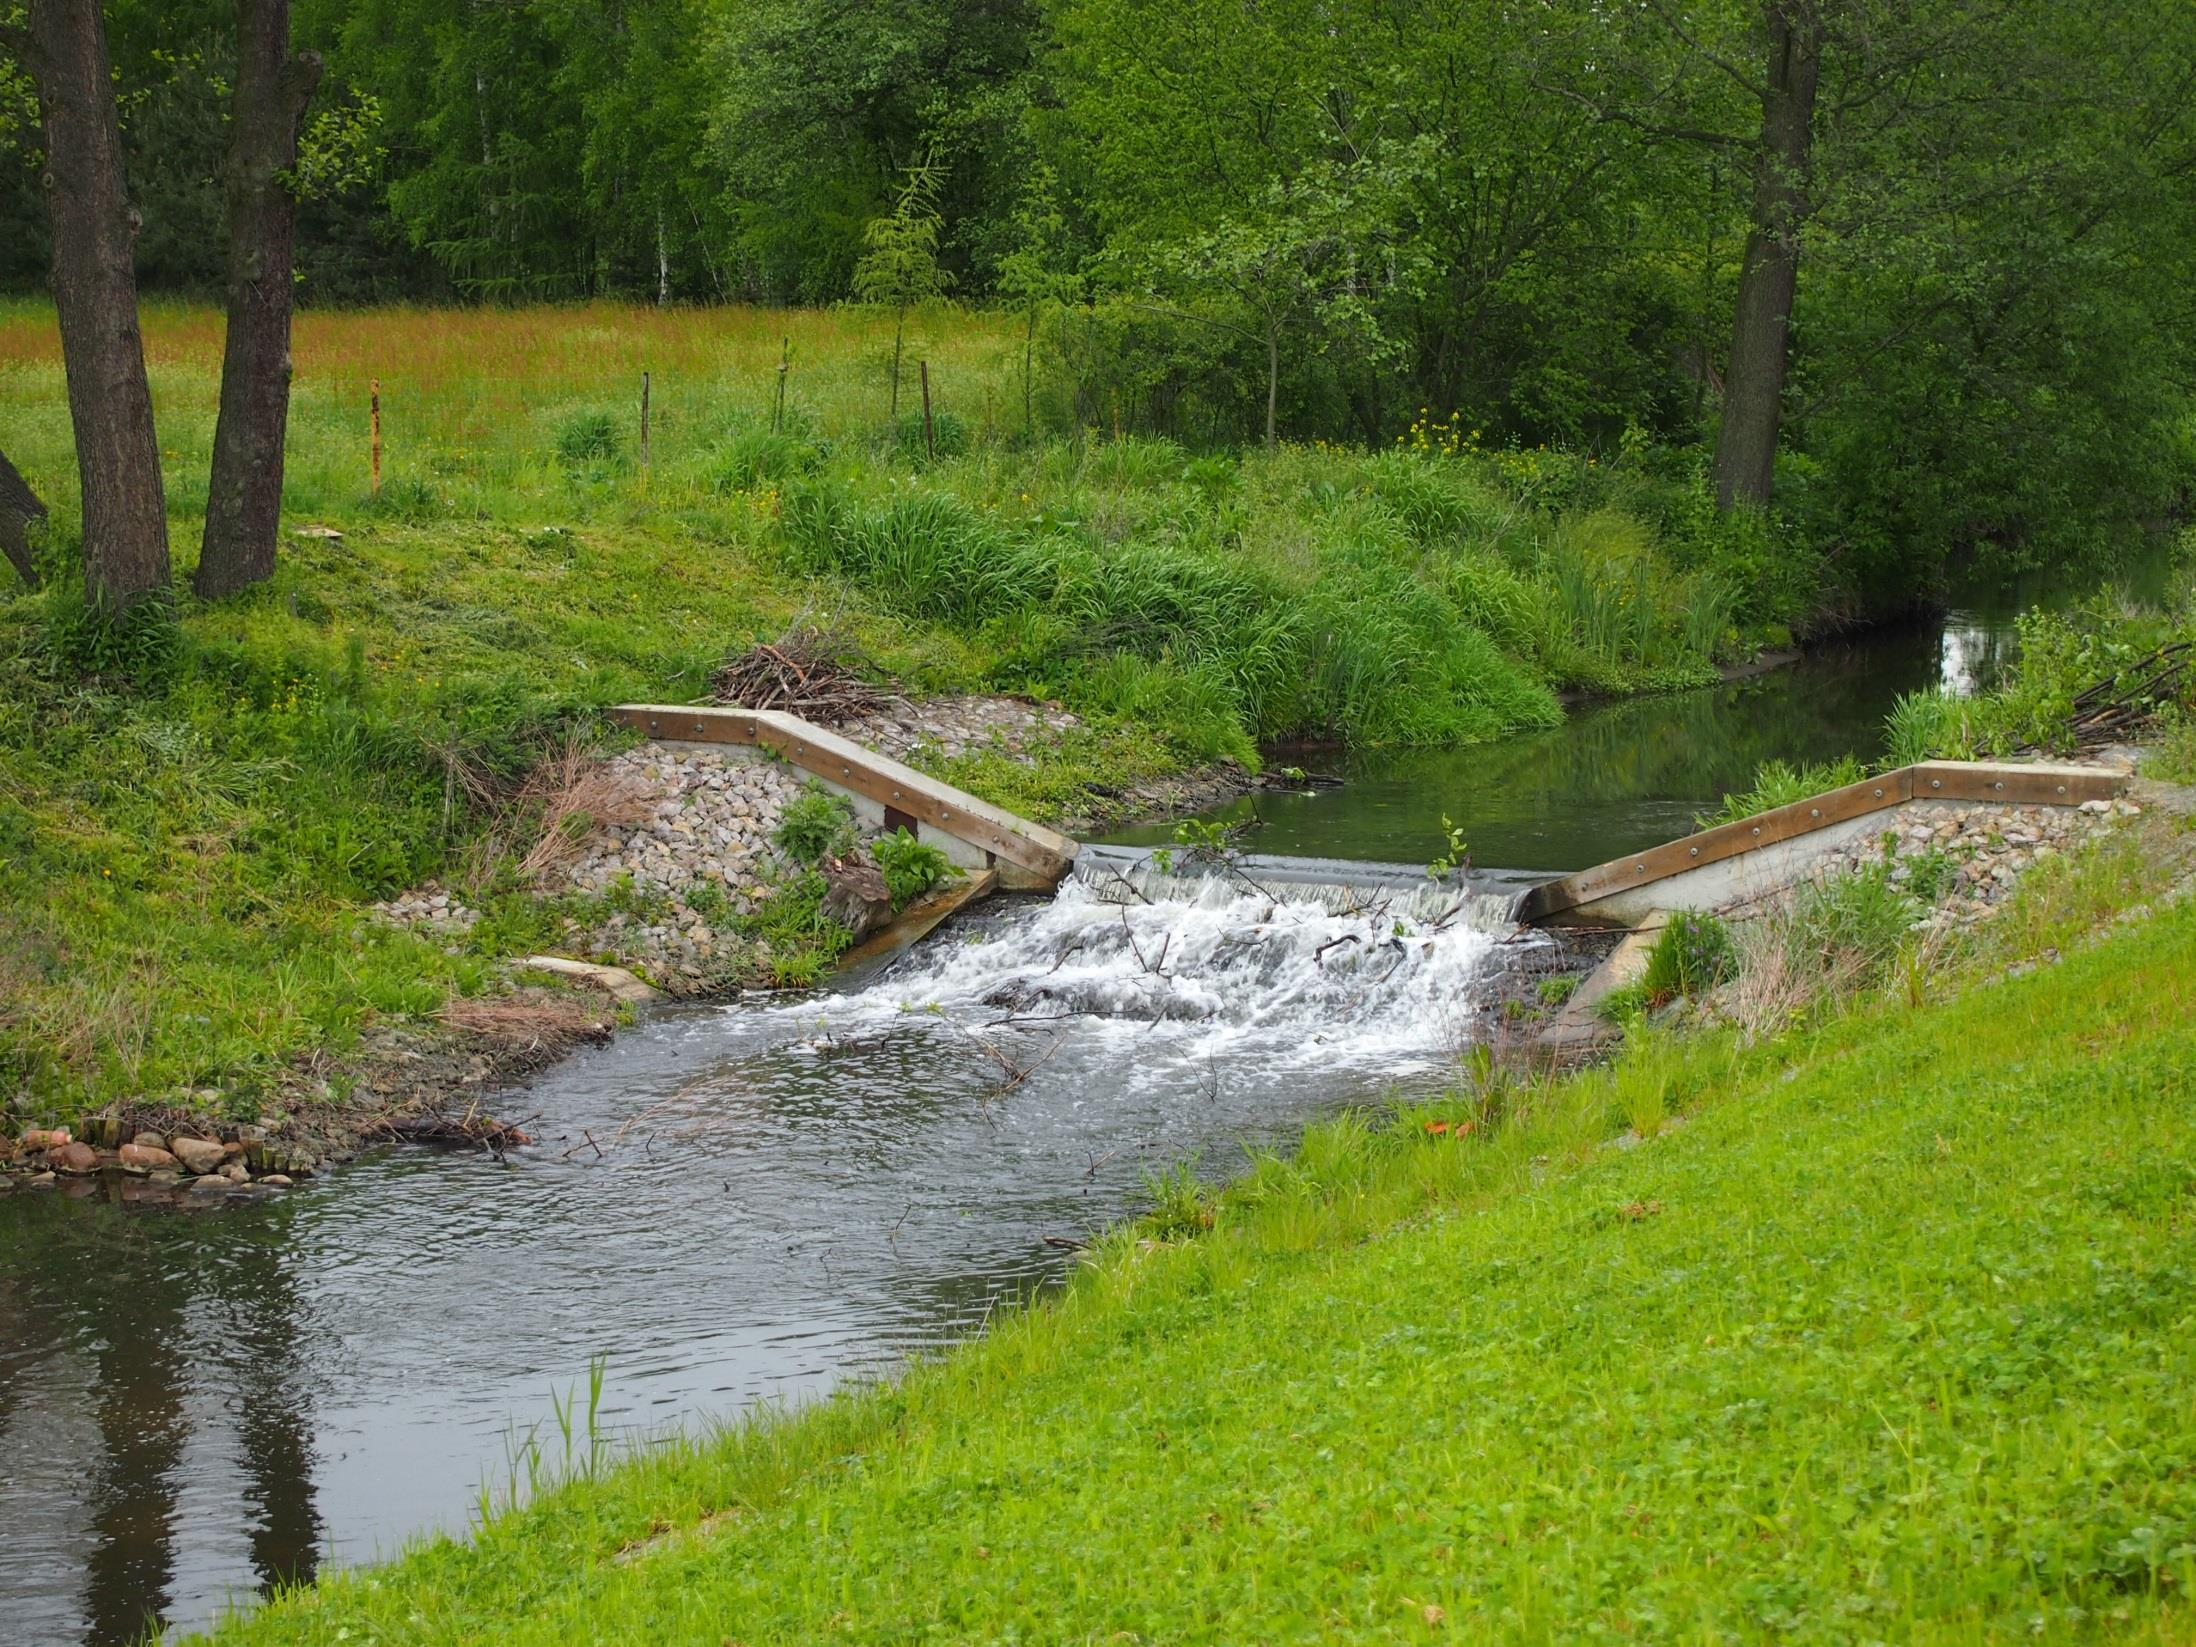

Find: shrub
<box><xmin>1701</xmin><ymin>756</ymin><xmax>1869</xmax><ymax>828</ymax></box>
<box><xmin>552</xmin><ymin>408</ymin><xmax>623</xmax><ymax>467</ymax></box>
<box><xmin>887</xmin><ymin>408</ymin><xmax>970</xmax><ymax>462</ymax></box>
<box><xmin>871</xmin><ymin>828</ymin><xmax>956</xmax><ymax>906</ymax></box>
<box><xmin>1639</xmin><ymin>911</ymin><xmax>1736</xmax><ymax>1006</ymax></box>
<box><xmin>1787</xmin><ymin>864</ymin><xmax>1920</xmax><ymax>982</ymax></box>
<box><xmin>39</xmin><ymin>583</ymin><xmax>184</xmax><ymax>685</ymax></box>
<box><xmin>772</xmin><ymin>783</ymin><xmax>856</xmax><ymax>866</ymax></box>
<box><xmin>712</xmin><ymin>428</ymin><xmax>822</xmax><ymax>492</ymax></box>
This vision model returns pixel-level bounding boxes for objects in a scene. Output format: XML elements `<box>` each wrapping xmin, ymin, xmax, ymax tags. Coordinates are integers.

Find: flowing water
<box><xmin>0</xmin><ymin>608</ymin><xmax>2040</xmax><ymax>1643</ymax></box>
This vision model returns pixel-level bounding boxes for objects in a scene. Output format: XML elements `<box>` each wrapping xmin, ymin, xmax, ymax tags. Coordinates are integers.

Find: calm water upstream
<box><xmin>0</xmin><ymin>607</ymin><xmax>2017</xmax><ymax>1643</ymax></box>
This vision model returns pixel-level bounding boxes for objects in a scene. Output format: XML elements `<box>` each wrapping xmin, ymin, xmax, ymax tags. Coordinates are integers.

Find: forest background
<box><xmin>5</xmin><ymin>0</ymin><xmax>2195</xmax><ymax>614</ymax></box>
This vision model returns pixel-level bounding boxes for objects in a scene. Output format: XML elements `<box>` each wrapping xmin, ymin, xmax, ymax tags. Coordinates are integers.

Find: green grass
<box><xmin>196</xmin><ymin>883</ymin><xmax>2196</xmax><ymax>1644</ymax></box>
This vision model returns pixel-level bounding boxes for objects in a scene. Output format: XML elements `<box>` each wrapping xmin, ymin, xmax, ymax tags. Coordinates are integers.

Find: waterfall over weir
<box><xmin>795</xmin><ymin>848</ymin><xmax>1535</xmax><ymax>1083</ymax></box>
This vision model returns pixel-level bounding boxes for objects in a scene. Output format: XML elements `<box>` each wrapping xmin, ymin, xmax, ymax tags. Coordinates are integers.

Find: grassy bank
<box><xmin>0</xmin><ymin>301</ymin><xmax>1813</xmax><ymax>1125</ymax></box>
<box><xmin>194</xmin><ymin>824</ymin><xmax>2196</xmax><ymax>1643</ymax></box>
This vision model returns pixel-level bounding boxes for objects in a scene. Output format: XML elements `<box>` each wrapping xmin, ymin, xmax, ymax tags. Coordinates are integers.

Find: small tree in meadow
<box><xmin>997</xmin><ymin>164</ymin><xmax>1082</xmax><ymax>436</ymax></box>
<box><xmin>853</xmin><ymin>153</ymin><xmax>952</xmax><ymax>417</ymax></box>
<box><xmin>1153</xmin><ymin>154</ymin><xmax>1421</xmax><ymax>451</ymax></box>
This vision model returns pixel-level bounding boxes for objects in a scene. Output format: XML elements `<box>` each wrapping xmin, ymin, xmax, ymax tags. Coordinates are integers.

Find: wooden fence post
<box><xmin>773</xmin><ymin>336</ymin><xmax>789</xmax><ymax>434</ymax></box>
<box><xmin>920</xmin><ymin>359</ymin><xmax>935</xmax><ymax>462</ymax></box>
<box><xmin>370</xmin><ymin>378</ymin><xmax>382</xmax><ymax>496</ymax></box>
<box><xmin>640</xmin><ymin>371</ymin><xmax>652</xmax><ymax>472</ymax></box>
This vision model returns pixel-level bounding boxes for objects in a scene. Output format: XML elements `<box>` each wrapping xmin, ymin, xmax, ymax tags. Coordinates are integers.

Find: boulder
<box><xmin>169</xmin><ymin>1135</ymin><xmax>227</xmax><ymax>1175</ymax></box>
<box><xmin>184</xmin><ymin>1174</ymin><xmax>232</xmax><ymax>1197</ymax></box>
<box><xmin>20</xmin><ymin>1128</ymin><xmax>69</xmax><ymax>1152</ymax></box>
<box><xmin>820</xmin><ymin>853</ymin><xmax>894</xmax><ymax>942</ymax></box>
<box><xmin>48</xmin><ymin>1141</ymin><xmax>99</xmax><ymax>1175</ymax></box>
<box><xmin>119</xmin><ymin>1142</ymin><xmax>178</xmax><ymax>1173</ymax></box>
<box><xmin>130</xmin><ymin>1131</ymin><xmax>168</xmax><ymax>1151</ymax></box>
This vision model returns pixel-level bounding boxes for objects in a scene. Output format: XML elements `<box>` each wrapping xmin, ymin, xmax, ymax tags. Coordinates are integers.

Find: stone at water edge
<box><xmin>19</xmin><ymin>1128</ymin><xmax>69</xmax><ymax>1152</ymax></box>
<box><xmin>258</xmin><ymin>1174</ymin><xmax>293</xmax><ymax>1188</ymax></box>
<box><xmin>119</xmin><ymin>1142</ymin><xmax>179</xmax><ymax>1173</ymax></box>
<box><xmin>184</xmin><ymin>1173</ymin><xmax>233</xmax><ymax>1196</ymax></box>
<box><xmin>169</xmin><ymin>1136</ymin><xmax>227</xmax><ymax>1175</ymax></box>
<box><xmin>48</xmin><ymin>1141</ymin><xmax>100</xmax><ymax>1175</ymax></box>
<box><xmin>219</xmin><ymin>1162</ymin><xmax>248</xmax><ymax>1183</ymax></box>
<box><xmin>130</xmin><ymin>1131</ymin><xmax>167</xmax><ymax>1151</ymax></box>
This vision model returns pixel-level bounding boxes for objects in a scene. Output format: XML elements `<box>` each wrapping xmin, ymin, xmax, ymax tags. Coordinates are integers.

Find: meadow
<box><xmin>194</xmin><ymin>830</ymin><xmax>2196</xmax><ymax>1644</ymax></box>
<box><xmin>0</xmin><ymin>301</ymin><xmax>1804</xmax><ymax>1123</ymax></box>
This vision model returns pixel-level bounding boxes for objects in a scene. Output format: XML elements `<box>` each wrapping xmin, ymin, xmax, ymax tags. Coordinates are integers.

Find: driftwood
<box><xmin>369</xmin><ymin>1108</ymin><xmax>536</xmax><ymax>1154</ymax></box>
<box><xmin>709</xmin><ymin>626</ymin><xmax>899</xmax><ymax>724</ymax></box>
<box><xmin>0</xmin><ymin>448</ymin><xmax>46</xmax><ymax>589</ymax></box>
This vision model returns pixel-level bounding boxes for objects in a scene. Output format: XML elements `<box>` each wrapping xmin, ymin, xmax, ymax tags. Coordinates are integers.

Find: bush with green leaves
<box><xmin>771</xmin><ymin>783</ymin><xmax>856</xmax><ymax>866</ymax></box>
<box><xmin>870</xmin><ymin>828</ymin><xmax>956</xmax><ymax>907</ymax></box>
<box><xmin>887</xmin><ymin>408</ymin><xmax>970</xmax><ymax>462</ymax></box>
<box><xmin>1701</xmin><ymin>756</ymin><xmax>1869</xmax><ymax>828</ymax></box>
<box><xmin>552</xmin><ymin>408</ymin><xmax>623</xmax><ymax>468</ymax></box>
<box><xmin>712</xmin><ymin>428</ymin><xmax>823</xmax><ymax>492</ymax></box>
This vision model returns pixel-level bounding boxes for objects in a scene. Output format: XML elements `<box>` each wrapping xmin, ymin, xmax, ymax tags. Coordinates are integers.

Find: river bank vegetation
<box><xmin>195</xmin><ymin>797</ymin><xmax>2196</xmax><ymax>1643</ymax></box>
<box><xmin>0</xmin><ymin>300</ymin><xmax>1826</xmax><ymax>1128</ymax></box>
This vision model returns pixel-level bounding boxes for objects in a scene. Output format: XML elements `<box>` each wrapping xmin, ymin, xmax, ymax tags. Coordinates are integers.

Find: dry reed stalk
<box><xmin>513</xmin><ymin>735</ymin><xmax>653</xmax><ymax>884</ymax></box>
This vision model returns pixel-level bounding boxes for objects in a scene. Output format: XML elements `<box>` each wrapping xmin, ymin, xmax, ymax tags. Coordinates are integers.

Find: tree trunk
<box><xmin>27</xmin><ymin>0</ymin><xmax>171</xmax><ymax>609</ymax></box>
<box><xmin>0</xmin><ymin>447</ymin><xmax>46</xmax><ymax>588</ymax></box>
<box><xmin>196</xmin><ymin>0</ymin><xmax>322</xmax><ymax>601</ymax></box>
<box><xmin>1710</xmin><ymin>2</ymin><xmax>1820</xmax><ymax>513</ymax></box>
<box><xmin>1265</xmin><ymin>322</ymin><xmax>1280</xmax><ymax>451</ymax></box>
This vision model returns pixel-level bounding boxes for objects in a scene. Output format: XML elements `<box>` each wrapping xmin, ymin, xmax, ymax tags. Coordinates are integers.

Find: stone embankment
<box><xmin>1</xmin><ymin>1116</ymin><xmax>306</xmax><ymax>1205</ymax></box>
<box><xmin>1779</xmin><ymin>794</ymin><xmax>2144</xmax><ymax>932</ymax></box>
<box><xmin>371</xmin><ymin>693</ymin><xmax>1128</xmax><ymax>995</ymax></box>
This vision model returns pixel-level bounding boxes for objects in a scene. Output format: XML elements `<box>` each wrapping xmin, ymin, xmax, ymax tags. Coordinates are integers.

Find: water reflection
<box><xmin>0</xmin><ymin>1184</ymin><xmax>326</xmax><ymax>1644</ymax></box>
<box><xmin>1104</xmin><ymin>625</ymin><xmax>1954</xmax><ymax>871</ymax></box>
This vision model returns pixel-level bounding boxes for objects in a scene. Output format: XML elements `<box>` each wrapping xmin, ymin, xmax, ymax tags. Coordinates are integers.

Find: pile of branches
<box><xmin>2033</xmin><ymin>641</ymin><xmax>2192</xmax><ymax>753</ymax></box>
<box><xmin>708</xmin><ymin>626</ymin><xmax>901</xmax><ymax>725</ymax></box>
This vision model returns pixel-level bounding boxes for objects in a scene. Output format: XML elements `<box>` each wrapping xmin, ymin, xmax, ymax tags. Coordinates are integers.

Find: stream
<box><xmin>0</xmin><ymin>607</ymin><xmax>2018</xmax><ymax>1643</ymax></box>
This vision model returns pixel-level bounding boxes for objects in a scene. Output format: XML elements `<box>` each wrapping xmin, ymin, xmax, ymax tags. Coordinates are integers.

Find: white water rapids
<box><xmin>772</xmin><ymin>854</ymin><xmax>1529</xmax><ymax>1087</ymax></box>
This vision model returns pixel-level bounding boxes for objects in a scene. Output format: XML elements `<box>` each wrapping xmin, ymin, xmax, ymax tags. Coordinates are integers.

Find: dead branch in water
<box><xmin>372</xmin><ymin>1102</ymin><xmax>537</xmax><ymax>1154</ymax></box>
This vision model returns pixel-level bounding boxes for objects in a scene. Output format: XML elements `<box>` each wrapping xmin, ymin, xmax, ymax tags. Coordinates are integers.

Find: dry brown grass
<box><xmin>453</xmin><ymin>732</ymin><xmax>654</xmax><ymax>888</ymax></box>
<box><xmin>437</xmin><ymin>993</ymin><xmax>613</xmax><ymax>1057</ymax></box>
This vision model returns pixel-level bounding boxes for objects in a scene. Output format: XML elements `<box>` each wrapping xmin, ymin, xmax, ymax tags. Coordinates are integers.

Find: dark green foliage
<box><xmin>888</xmin><ymin>409</ymin><xmax>970</xmax><ymax>463</ymax></box>
<box><xmin>712</xmin><ymin>429</ymin><xmax>824</xmax><ymax>492</ymax></box>
<box><xmin>1640</xmin><ymin>911</ymin><xmax>1736</xmax><ymax>1006</ymax></box>
<box><xmin>38</xmin><ymin>582</ymin><xmax>184</xmax><ymax>685</ymax></box>
<box><xmin>1789</xmin><ymin>865</ymin><xmax>1922</xmax><ymax>984</ymax></box>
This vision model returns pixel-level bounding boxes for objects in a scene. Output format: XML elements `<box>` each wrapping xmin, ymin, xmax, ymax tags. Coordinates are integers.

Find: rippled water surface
<box><xmin>0</xmin><ymin>863</ymin><xmax>1528</xmax><ymax>1643</ymax></box>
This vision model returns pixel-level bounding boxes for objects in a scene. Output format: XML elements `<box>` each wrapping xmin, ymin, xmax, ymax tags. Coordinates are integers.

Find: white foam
<box><xmin>768</xmin><ymin>863</ymin><xmax>1521</xmax><ymax>1085</ymax></box>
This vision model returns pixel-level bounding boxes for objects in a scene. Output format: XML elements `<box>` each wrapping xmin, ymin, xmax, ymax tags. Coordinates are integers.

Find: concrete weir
<box><xmin>607</xmin><ymin>704</ymin><xmax>1079</xmax><ymax>890</ymax></box>
<box><xmin>1520</xmin><ymin>758</ymin><xmax>2134</xmax><ymax>1057</ymax></box>
<box><xmin>1517</xmin><ymin>760</ymin><xmax>2129</xmax><ymax>928</ymax></box>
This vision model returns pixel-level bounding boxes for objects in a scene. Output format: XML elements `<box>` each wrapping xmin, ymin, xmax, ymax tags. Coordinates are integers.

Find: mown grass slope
<box><xmin>202</xmin><ymin>888</ymin><xmax>2196</xmax><ymax>1644</ymax></box>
